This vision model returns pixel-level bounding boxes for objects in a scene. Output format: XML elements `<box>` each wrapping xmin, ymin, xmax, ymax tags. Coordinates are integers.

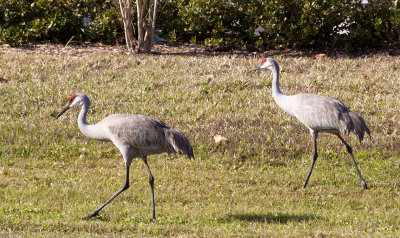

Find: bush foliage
<box><xmin>1</xmin><ymin>0</ymin><xmax>399</xmax><ymax>49</ymax></box>
<box><xmin>160</xmin><ymin>0</ymin><xmax>400</xmax><ymax>50</ymax></box>
<box><xmin>0</xmin><ymin>0</ymin><xmax>122</xmax><ymax>44</ymax></box>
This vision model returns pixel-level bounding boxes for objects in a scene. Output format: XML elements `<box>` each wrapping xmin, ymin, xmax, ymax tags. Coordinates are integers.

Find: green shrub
<box><xmin>260</xmin><ymin>0</ymin><xmax>352</xmax><ymax>47</ymax></box>
<box><xmin>346</xmin><ymin>0</ymin><xmax>400</xmax><ymax>47</ymax></box>
<box><xmin>0</xmin><ymin>0</ymin><xmax>122</xmax><ymax>44</ymax></box>
<box><xmin>1</xmin><ymin>0</ymin><xmax>399</xmax><ymax>49</ymax></box>
<box><xmin>159</xmin><ymin>0</ymin><xmax>400</xmax><ymax>49</ymax></box>
<box><xmin>159</xmin><ymin>0</ymin><xmax>263</xmax><ymax>49</ymax></box>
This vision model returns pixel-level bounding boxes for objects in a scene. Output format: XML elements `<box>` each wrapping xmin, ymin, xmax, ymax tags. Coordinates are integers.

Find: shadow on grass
<box><xmin>220</xmin><ymin>212</ymin><xmax>318</xmax><ymax>224</ymax></box>
<box><xmin>81</xmin><ymin>214</ymin><xmax>111</xmax><ymax>222</ymax></box>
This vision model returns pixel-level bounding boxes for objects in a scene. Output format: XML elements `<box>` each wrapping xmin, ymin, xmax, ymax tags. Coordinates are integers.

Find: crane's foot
<box><xmin>361</xmin><ymin>180</ymin><xmax>368</xmax><ymax>190</ymax></box>
<box><xmin>82</xmin><ymin>211</ymin><xmax>99</xmax><ymax>220</ymax></box>
<box><xmin>302</xmin><ymin>180</ymin><xmax>310</xmax><ymax>188</ymax></box>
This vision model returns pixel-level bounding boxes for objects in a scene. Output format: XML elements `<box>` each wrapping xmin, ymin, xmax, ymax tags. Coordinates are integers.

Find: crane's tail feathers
<box><xmin>164</xmin><ymin>129</ymin><xmax>194</xmax><ymax>160</ymax></box>
<box><xmin>349</xmin><ymin>111</ymin><xmax>370</xmax><ymax>142</ymax></box>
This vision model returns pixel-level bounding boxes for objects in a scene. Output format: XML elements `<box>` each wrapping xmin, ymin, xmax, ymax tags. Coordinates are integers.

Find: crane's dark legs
<box><xmin>142</xmin><ymin>156</ymin><xmax>156</xmax><ymax>222</ymax></box>
<box><xmin>303</xmin><ymin>134</ymin><xmax>318</xmax><ymax>188</ymax></box>
<box><xmin>337</xmin><ymin>135</ymin><xmax>368</xmax><ymax>189</ymax></box>
<box><xmin>82</xmin><ymin>165</ymin><xmax>130</xmax><ymax>220</ymax></box>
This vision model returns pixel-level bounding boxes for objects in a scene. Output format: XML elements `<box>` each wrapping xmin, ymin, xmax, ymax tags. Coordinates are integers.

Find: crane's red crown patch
<box><xmin>68</xmin><ymin>94</ymin><xmax>77</xmax><ymax>104</ymax></box>
<box><xmin>261</xmin><ymin>58</ymin><xmax>268</xmax><ymax>65</ymax></box>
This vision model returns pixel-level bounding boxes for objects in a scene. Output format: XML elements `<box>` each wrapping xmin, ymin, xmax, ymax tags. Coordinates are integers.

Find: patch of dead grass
<box><xmin>0</xmin><ymin>45</ymin><xmax>399</xmax><ymax>237</ymax></box>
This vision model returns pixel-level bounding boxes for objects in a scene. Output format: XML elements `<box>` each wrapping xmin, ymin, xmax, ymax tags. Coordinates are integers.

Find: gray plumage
<box><xmin>98</xmin><ymin>114</ymin><xmax>194</xmax><ymax>160</ymax></box>
<box><xmin>56</xmin><ymin>93</ymin><xmax>194</xmax><ymax>221</ymax></box>
<box><xmin>288</xmin><ymin>93</ymin><xmax>370</xmax><ymax>142</ymax></box>
<box><xmin>248</xmin><ymin>58</ymin><xmax>369</xmax><ymax>189</ymax></box>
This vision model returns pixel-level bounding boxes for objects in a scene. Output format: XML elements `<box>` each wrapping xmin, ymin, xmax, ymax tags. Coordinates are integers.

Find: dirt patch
<box><xmin>0</xmin><ymin>42</ymin><xmax>233</xmax><ymax>56</ymax></box>
<box><xmin>0</xmin><ymin>41</ymin><xmax>327</xmax><ymax>58</ymax></box>
<box><xmin>1</xmin><ymin>41</ymin><xmax>398</xmax><ymax>61</ymax></box>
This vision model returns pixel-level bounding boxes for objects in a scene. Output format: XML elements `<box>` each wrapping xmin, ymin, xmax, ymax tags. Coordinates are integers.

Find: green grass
<box><xmin>0</xmin><ymin>46</ymin><xmax>399</xmax><ymax>237</ymax></box>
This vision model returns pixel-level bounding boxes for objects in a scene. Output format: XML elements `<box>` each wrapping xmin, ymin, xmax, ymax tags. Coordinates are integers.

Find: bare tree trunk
<box><xmin>118</xmin><ymin>0</ymin><xmax>136</xmax><ymax>53</ymax></box>
<box><xmin>119</xmin><ymin>0</ymin><xmax>158</xmax><ymax>54</ymax></box>
<box><xmin>142</xmin><ymin>0</ymin><xmax>151</xmax><ymax>52</ymax></box>
<box><xmin>136</xmin><ymin>0</ymin><xmax>145</xmax><ymax>53</ymax></box>
<box><xmin>136</xmin><ymin>0</ymin><xmax>158</xmax><ymax>53</ymax></box>
<box><xmin>145</xmin><ymin>0</ymin><xmax>158</xmax><ymax>50</ymax></box>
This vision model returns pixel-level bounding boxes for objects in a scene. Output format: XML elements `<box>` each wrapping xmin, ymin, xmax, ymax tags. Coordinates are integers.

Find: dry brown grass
<box><xmin>0</xmin><ymin>45</ymin><xmax>399</xmax><ymax>237</ymax></box>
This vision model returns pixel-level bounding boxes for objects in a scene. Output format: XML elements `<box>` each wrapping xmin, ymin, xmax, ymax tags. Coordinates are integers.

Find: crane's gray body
<box><xmin>263</xmin><ymin>59</ymin><xmax>370</xmax><ymax>142</ymax></box>
<box><xmin>71</xmin><ymin>95</ymin><xmax>194</xmax><ymax>167</ymax></box>
<box><xmin>56</xmin><ymin>93</ymin><xmax>193</xmax><ymax>220</ymax></box>
<box><xmin>85</xmin><ymin>113</ymin><xmax>193</xmax><ymax>165</ymax></box>
<box><xmin>250</xmin><ymin>58</ymin><xmax>369</xmax><ymax>189</ymax></box>
<box><xmin>282</xmin><ymin>93</ymin><xmax>370</xmax><ymax>142</ymax></box>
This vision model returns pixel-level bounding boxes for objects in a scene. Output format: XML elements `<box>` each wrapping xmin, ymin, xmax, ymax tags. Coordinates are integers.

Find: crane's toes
<box><xmin>362</xmin><ymin>181</ymin><xmax>368</xmax><ymax>190</ymax></box>
<box><xmin>82</xmin><ymin>211</ymin><xmax>99</xmax><ymax>220</ymax></box>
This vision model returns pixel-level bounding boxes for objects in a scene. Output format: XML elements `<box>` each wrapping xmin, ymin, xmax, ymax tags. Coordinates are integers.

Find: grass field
<box><xmin>0</xmin><ymin>45</ymin><xmax>399</xmax><ymax>237</ymax></box>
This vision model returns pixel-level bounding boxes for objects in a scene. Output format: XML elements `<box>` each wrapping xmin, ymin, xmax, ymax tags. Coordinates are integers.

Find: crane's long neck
<box><xmin>269</xmin><ymin>61</ymin><xmax>294</xmax><ymax>116</ymax></box>
<box><xmin>271</xmin><ymin>61</ymin><xmax>284</xmax><ymax>99</ymax></box>
<box><xmin>77</xmin><ymin>99</ymin><xmax>107</xmax><ymax>141</ymax></box>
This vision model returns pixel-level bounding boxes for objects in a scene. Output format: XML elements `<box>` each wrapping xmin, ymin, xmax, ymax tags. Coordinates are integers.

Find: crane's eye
<box><xmin>69</xmin><ymin>94</ymin><xmax>77</xmax><ymax>104</ymax></box>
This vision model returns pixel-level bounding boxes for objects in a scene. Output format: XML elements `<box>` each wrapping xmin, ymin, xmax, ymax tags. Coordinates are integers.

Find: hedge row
<box><xmin>0</xmin><ymin>0</ymin><xmax>121</xmax><ymax>44</ymax></box>
<box><xmin>1</xmin><ymin>0</ymin><xmax>399</xmax><ymax>49</ymax></box>
<box><xmin>159</xmin><ymin>0</ymin><xmax>400</xmax><ymax>50</ymax></box>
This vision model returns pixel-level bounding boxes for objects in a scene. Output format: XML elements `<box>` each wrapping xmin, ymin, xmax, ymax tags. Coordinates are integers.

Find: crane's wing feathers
<box><xmin>163</xmin><ymin>128</ymin><xmax>194</xmax><ymax>159</ymax></box>
<box><xmin>100</xmin><ymin>114</ymin><xmax>194</xmax><ymax>159</ymax></box>
<box><xmin>348</xmin><ymin>111</ymin><xmax>371</xmax><ymax>142</ymax></box>
<box><xmin>291</xmin><ymin>94</ymin><xmax>370</xmax><ymax>141</ymax></box>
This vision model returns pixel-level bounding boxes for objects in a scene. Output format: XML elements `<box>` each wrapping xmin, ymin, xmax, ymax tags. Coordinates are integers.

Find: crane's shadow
<box><xmin>220</xmin><ymin>212</ymin><xmax>318</xmax><ymax>224</ymax></box>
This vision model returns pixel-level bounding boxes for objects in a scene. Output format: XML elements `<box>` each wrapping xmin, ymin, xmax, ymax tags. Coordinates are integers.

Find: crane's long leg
<box><xmin>142</xmin><ymin>156</ymin><xmax>156</xmax><ymax>222</ymax></box>
<box><xmin>82</xmin><ymin>165</ymin><xmax>130</xmax><ymax>220</ymax></box>
<box><xmin>303</xmin><ymin>134</ymin><xmax>318</xmax><ymax>188</ymax></box>
<box><xmin>337</xmin><ymin>135</ymin><xmax>368</xmax><ymax>189</ymax></box>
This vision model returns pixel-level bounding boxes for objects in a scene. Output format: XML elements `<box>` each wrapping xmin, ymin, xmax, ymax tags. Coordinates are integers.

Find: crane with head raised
<box><xmin>56</xmin><ymin>93</ymin><xmax>194</xmax><ymax>221</ymax></box>
<box><xmin>248</xmin><ymin>58</ymin><xmax>370</xmax><ymax>189</ymax></box>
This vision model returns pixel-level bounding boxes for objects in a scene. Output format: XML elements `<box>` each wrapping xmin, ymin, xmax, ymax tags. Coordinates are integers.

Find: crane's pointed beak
<box><xmin>56</xmin><ymin>105</ymin><xmax>70</xmax><ymax>119</ymax></box>
<box><xmin>246</xmin><ymin>64</ymin><xmax>261</xmax><ymax>73</ymax></box>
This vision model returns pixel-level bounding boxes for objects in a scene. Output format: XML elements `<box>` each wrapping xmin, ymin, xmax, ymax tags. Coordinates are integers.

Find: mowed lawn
<box><xmin>0</xmin><ymin>46</ymin><xmax>399</xmax><ymax>237</ymax></box>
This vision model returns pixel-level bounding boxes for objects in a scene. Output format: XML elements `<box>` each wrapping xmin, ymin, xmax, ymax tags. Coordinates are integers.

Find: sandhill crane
<box><xmin>55</xmin><ymin>93</ymin><xmax>194</xmax><ymax>221</ymax></box>
<box><xmin>248</xmin><ymin>58</ymin><xmax>370</xmax><ymax>189</ymax></box>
